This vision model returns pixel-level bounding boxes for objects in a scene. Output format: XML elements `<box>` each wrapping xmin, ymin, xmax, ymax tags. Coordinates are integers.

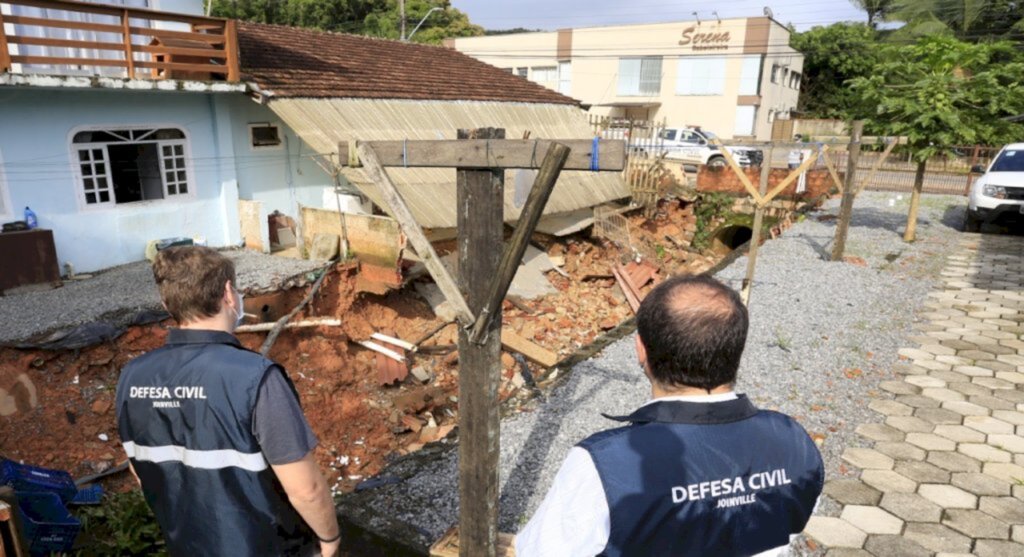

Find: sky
<box><xmin>450</xmin><ymin>0</ymin><xmax>870</xmax><ymax>32</ymax></box>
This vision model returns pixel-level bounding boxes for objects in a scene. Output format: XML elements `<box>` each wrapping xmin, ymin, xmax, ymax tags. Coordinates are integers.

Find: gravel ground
<box><xmin>338</xmin><ymin>191</ymin><xmax>970</xmax><ymax>551</ymax></box>
<box><xmin>0</xmin><ymin>250</ymin><xmax>325</xmax><ymax>344</ymax></box>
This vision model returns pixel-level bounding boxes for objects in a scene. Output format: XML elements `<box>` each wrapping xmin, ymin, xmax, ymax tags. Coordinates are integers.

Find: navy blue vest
<box><xmin>578</xmin><ymin>396</ymin><xmax>823</xmax><ymax>557</ymax></box>
<box><xmin>115</xmin><ymin>329</ymin><xmax>312</xmax><ymax>557</ymax></box>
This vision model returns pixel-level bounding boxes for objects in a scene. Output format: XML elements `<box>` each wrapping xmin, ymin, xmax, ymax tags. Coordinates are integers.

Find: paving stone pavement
<box><xmin>805</xmin><ymin>234</ymin><xmax>1024</xmax><ymax>556</ymax></box>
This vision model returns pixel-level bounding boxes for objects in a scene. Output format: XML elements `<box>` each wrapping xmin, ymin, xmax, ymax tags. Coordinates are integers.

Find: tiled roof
<box><xmin>237</xmin><ymin>21</ymin><xmax>578</xmax><ymax>105</ymax></box>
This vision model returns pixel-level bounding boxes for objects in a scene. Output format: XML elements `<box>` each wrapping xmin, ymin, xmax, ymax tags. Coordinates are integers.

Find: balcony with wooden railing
<box><xmin>0</xmin><ymin>0</ymin><xmax>239</xmax><ymax>82</ymax></box>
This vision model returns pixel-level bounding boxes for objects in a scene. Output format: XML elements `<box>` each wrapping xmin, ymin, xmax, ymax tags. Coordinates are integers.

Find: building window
<box><xmin>738</xmin><ymin>55</ymin><xmax>762</xmax><ymax>96</ymax></box>
<box><xmin>734</xmin><ymin>106</ymin><xmax>756</xmax><ymax>137</ymax></box>
<box><xmin>72</xmin><ymin>127</ymin><xmax>190</xmax><ymax>207</ymax></box>
<box><xmin>558</xmin><ymin>61</ymin><xmax>571</xmax><ymax>95</ymax></box>
<box><xmin>249</xmin><ymin>124</ymin><xmax>282</xmax><ymax>150</ymax></box>
<box><xmin>789</xmin><ymin>71</ymin><xmax>802</xmax><ymax>89</ymax></box>
<box><xmin>618</xmin><ymin>56</ymin><xmax>662</xmax><ymax>96</ymax></box>
<box><xmin>516</xmin><ymin>67</ymin><xmax>528</xmax><ymax>77</ymax></box>
<box><xmin>676</xmin><ymin>57</ymin><xmax>726</xmax><ymax>96</ymax></box>
<box><xmin>770</xmin><ymin>64</ymin><xmax>780</xmax><ymax>83</ymax></box>
<box><xmin>530</xmin><ymin>66</ymin><xmax>558</xmax><ymax>84</ymax></box>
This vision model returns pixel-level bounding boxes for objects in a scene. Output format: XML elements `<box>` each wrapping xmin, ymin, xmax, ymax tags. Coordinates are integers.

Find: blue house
<box><xmin>0</xmin><ymin>0</ymin><xmax>627</xmax><ymax>274</ymax></box>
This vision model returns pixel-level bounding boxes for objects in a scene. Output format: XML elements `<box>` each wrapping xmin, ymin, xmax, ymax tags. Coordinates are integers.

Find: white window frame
<box><xmin>618</xmin><ymin>56</ymin><xmax>662</xmax><ymax>97</ymax></box>
<box><xmin>69</xmin><ymin>124</ymin><xmax>195</xmax><ymax>211</ymax></box>
<box><xmin>734</xmin><ymin>106</ymin><xmax>757</xmax><ymax>137</ymax></box>
<box><xmin>248</xmin><ymin>123</ymin><xmax>284</xmax><ymax>151</ymax></box>
<box><xmin>676</xmin><ymin>56</ymin><xmax>727</xmax><ymax>96</ymax></box>
<box><xmin>530</xmin><ymin>66</ymin><xmax>558</xmax><ymax>84</ymax></box>
<box><xmin>558</xmin><ymin>61</ymin><xmax>571</xmax><ymax>95</ymax></box>
<box><xmin>0</xmin><ymin>149</ymin><xmax>12</xmax><ymax>219</ymax></box>
<box><xmin>516</xmin><ymin>67</ymin><xmax>528</xmax><ymax>78</ymax></box>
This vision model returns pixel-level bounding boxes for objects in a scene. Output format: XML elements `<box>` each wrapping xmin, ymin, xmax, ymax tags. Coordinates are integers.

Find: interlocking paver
<box><xmin>943</xmin><ymin>509</ymin><xmax>1010</xmax><ymax>539</ymax></box>
<box><xmin>886</xmin><ymin>417</ymin><xmax>936</xmax><ymax>434</ymax></box>
<box><xmin>933</xmin><ymin>425</ymin><xmax>986</xmax><ymax>443</ymax></box>
<box><xmin>979</xmin><ymin>496</ymin><xmax>1024</xmax><ymax>524</ymax></box>
<box><xmin>868</xmin><ymin>399</ymin><xmax>914</xmax><ymax>417</ymax></box>
<box><xmin>880</xmin><ymin>380</ymin><xmax>921</xmax><ymax>395</ymax></box>
<box><xmin>992</xmin><ymin>389</ymin><xmax>1024</xmax><ymax>404</ymax></box>
<box><xmin>973</xmin><ymin>376</ymin><xmax>1016</xmax><ymax>390</ymax></box>
<box><xmin>918</xmin><ymin>484</ymin><xmax>977</xmax><ymax>509</ymax></box>
<box><xmin>840</xmin><ymin>505</ymin><xmax>904</xmax><ymax>535</ymax></box>
<box><xmin>874</xmin><ymin>442</ymin><xmax>927</xmax><ymax>461</ymax></box>
<box><xmin>824</xmin><ymin>549</ymin><xmax>873</xmax><ymax>557</ymax></box>
<box><xmin>948</xmin><ymin>381</ymin><xmax>992</xmax><ymax>397</ymax></box>
<box><xmin>964</xmin><ymin>416</ymin><xmax>1015</xmax><ymax>435</ymax></box>
<box><xmin>991</xmin><ymin>410</ymin><xmax>1024</xmax><ymax>427</ymax></box>
<box><xmin>906</xmin><ymin>375</ymin><xmax>946</xmax><ymax>388</ymax></box>
<box><xmin>900</xmin><ymin>348</ymin><xmax>937</xmax><ymax>361</ymax></box>
<box><xmin>951</xmin><ymin>473</ymin><xmax>1012</xmax><ymax>496</ymax></box>
<box><xmin>927</xmin><ymin>451</ymin><xmax>983</xmax><ymax>473</ymax></box>
<box><xmin>1013</xmin><ymin>524</ymin><xmax>1024</xmax><ymax>543</ymax></box>
<box><xmin>856</xmin><ymin>423</ymin><xmax>905</xmax><ymax>442</ymax></box>
<box><xmin>988</xmin><ymin>433</ymin><xmax>1024</xmax><ymax>453</ymax></box>
<box><xmin>879</xmin><ymin>493</ymin><xmax>943</xmax><ymax>522</ymax></box>
<box><xmin>860</xmin><ymin>470</ymin><xmax>918</xmax><ymax>493</ymax></box>
<box><xmin>803</xmin><ymin>516</ymin><xmax>867</xmax><ymax>548</ymax></box>
<box><xmin>994</xmin><ymin>371</ymin><xmax>1024</xmax><ymax>384</ymax></box>
<box><xmin>942</xmin><ymin>400</ymin><xmax>992</xmax><ymax>416</ymax></box>
<box><xmin>862</xmin><ymin>534</ymin><xmax>931</xmax><ymax>557</ymax></box>
<box><xmin>906</xmin><ymin>433</ymin><xmax>955</xmax><ymax>451</ymax></box>
<box><xmin>824</xmin><ymin>479</ymin><xmax>883</xmax><ymax>506</ymax></box>
<box><xmin>921</xmin><ymin>344</ymin><xmax>958</xmax><ymax>356</ymax></box>
<box><xmin>953</xmin><ymin>365</ymin><xmax>995</xmax><ymax>377</ymax></box>
<box><xmin>842</xmin><ymin>448</ymin><xmax>895</xmax><ymax>471</ymax></box>
<box><xmin>973</xmin><ymin>539</ymin><xmax>1024</xmax><ymax>557</ymax></box>
<box><xmin>929</xmin><ymin>370</ymin><xmax>970</xmax><ymax>384</ymax></box>
<box><xmin>969</xmin><ymin>395</ymin><xmax>1017</xmax><ymax>411</ymax></box>
<box><xmin>903</xmin><ymin>522</ymin><xmax>973</xmax><ymax>554</ymax></box>
<box><xmin>922</xmin><ymin>388</ymin><xmax>966</xmax><ymax>403</ymax></box>
<box><xmin>896</xmin><ymin>395</ymin><xmax>942</xmax><ymax>409</ymax></box>
<box><xmin>957</xmin><ymin>443</ymin><xmax>1012</xmax><ymax>463</ymax></box>
<box><xmin>913</xmin><ymin>407</ymin><xmax>964</xmax><ymax>425</ymax></box>
<box><xmin>894</xmin><ymin>461</ymin><xmax>951</xmax><ymax>484</ymax></box>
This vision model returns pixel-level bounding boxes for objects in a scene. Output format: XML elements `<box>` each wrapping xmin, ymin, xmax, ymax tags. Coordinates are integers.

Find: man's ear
<box><xmin>635</xmin><ymin>334</ymin><xmax>648</xmax><ymax>367</ymax></box>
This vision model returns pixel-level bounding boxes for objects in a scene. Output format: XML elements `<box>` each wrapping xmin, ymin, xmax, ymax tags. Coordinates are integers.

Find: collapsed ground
<box><xmin>1</xmin><ymin>198</ymin><xmax>741</xmax><ymax>497</ymax></box>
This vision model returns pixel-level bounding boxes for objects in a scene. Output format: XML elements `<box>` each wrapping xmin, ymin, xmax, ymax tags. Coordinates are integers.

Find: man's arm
<box><xmin>272</xmin><ymin>453</ymin><xmax>340</xmax><ymax>556</ymax></box>
<box><xmin>515</xmin><ymin>447</ymin><xmax>610</xmax><ymax>557</ymax></box>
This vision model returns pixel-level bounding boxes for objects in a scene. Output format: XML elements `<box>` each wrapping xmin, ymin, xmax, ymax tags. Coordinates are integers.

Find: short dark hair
<box><xmin>152</xmin><ymin>246</ymin><xmax>236</xmax><ymax>324</ymax></box>
<box><xmin>636</xmin><ymin>275</ymin><xmax>748</xmax><ymax>391</ymax></box>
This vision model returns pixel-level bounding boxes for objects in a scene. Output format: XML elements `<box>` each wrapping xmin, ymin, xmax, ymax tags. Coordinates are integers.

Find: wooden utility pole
<box><xmin>740</xmin><ymin>146</ymin><xmax>774</xmax><ymax>305</ymax></box>
<box><xmin>903</xmin><ymin>159</ymin><xmax>927</xmax><ymax>242</ymax></box>
<box><xmin>831</xmin><ymin>120</ymin><xmax>864</xmax><ymax>261</ymax></box>
<box><xmin>399</xmin><ymin>0</ymin><xmax>406</xmax><ymax>40</ymax></box>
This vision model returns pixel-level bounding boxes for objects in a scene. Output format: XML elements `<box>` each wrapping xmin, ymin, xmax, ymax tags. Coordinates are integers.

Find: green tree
<box><xmin>850</xmin><ymin>36</ymin><xmax>1024</xmax><ymax>240</ymax></box>
<box><xmin>887</xmin><ymin>0</ymin><xmax>1024</xmax><ymax>40</ymax></box>
<box><xmin>849</xmin><ymin>0</ymin><xmax>897</xmax><ymax>28</ymax></box>
<box><xmin>790</xmin><ymin>23</ymin><xmax>881</xmax><ymax>120</ymax></box>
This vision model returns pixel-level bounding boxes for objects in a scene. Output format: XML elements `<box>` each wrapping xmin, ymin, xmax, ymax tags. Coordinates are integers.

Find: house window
<box><xmin>618</xmin><ymin>57</ymin><xmax>662</xmax><ymax>96</ymax></box>
<box><xmin>734</xmin><ymin>106</ymin><xmax>756</xmax><ymax>137</ymax></box>
<box><xmin>738</xmin><ymin>55</ymin><xmax>762</xmax><ymax>96</ymax></box>
<box><xmin>789</xmin><ymin>71</ymin><xmax>802</xmax><ymax>89</ymax></box>
<box><xmin>558</xmin><ymin>61</ymin><xmax>571</xmax><ymax>95</ymax></box>
<box><xmin>249</xmin><ymin>124</ymin><xmax>282</xmax><ymax>149</ymax></box>
<box><xmin>72</xmin><ymin>127</ymin><xmax>190</xmax><ymax>207</ymax></box>
<box><xmin>676</xmin><ymin>57</ymin><xmax>726</xmax><ymax>96</ymax></box>
<box><xmin>516</xmin><ymin>67</ymin><xmax>528</xmax><ymax>77</ymax></box>
<box><xmin>770</xmin><ymin>64</ymin><xmax>780</xmax><ymax>83</ymax></box>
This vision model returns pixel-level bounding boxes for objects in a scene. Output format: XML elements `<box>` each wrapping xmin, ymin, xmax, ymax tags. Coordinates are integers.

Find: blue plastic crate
<box><xmin>15</xmin><ymin>491</ymin><xmax>81</xmax><ymax>556</ymax></box>
<box><xmin>0</xmin><ymin>460</ymin><xmax>77</xmax><ymax>503</ymax></box>
<box><xmin>70</xmin><ymin>484</ymin><xmax>104</xmax><ymax>506</ymax></box>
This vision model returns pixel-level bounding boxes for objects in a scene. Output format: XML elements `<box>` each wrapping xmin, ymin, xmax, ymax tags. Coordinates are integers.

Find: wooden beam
<box><xmin>129</xmin><ymin>26</ymin><xmax>227</xmax><ymax>45</ymax></box>
<box><xmin>3</xmin><ymin>0</ymin><xmax>231</xmax><ymax>27</ymax></box>
<box><xmin>500</xmin><ymin>330</ymin><xmax>558</xmax><ymax>367</ymax></box>
<box><xmin>5</xmin><ymin>15</ymin><xmax>123</xmax><ymax>34</ymax></box>
<box><xmin>357</xmin><ymin>143</ymin><xmax>475</xmax><ymax>326</ymax></box>
<box><xmin>135</xmin><ymin>44</ymin><xmax>228</xmax><ymax>59</ymax></box>
<box><xmin>121</xmin><ymin>10</ymin><xmax>135</xmax><ymax>79</ymax></box>
<box><xmin>134</xmin><ymin>60</ymin><xmax>230</xmax><ymax>75</ymax></box>
<box><xmin>711</xmin><ymin>140</ymin><xmax>763</xmax><ymax>203</ymax></box>
<box><xmin>821</xmin><ymin>150</ymin><xmax>845</xmax><ymax>192</ymax></box>
<box><xmin>468</xmin><ymin>142</ymin><xmax>571</xmax><ymax>343</ymax></box>
<box><xmin>855</xmin><ymin>138</ymin><xmax>898</xmax><ymax>195</ymax></box>
<box><xmin>761</xmin><ymin>145</ymin><xmax>824</xmax><ymax>205</ymax></box>
<box><xmin>358</xmin><ymin>139</ymin><xmax>625</xmax><ymax>170</ymax></box>
<box><xmin>223</xmin><ymin>19</ymin><xmax>240</xmax><ymax>82</ymax></box>
<box><xmin>0</xmin><ymin>10</ymin><xmax>11</xmax><ymax>74</ymax></box>
<box><xmin>7</xmin><ymin>35</ymin><xmax>123</xmax><ymax>51</ymax></box>
<box><xmin>457</xmin><ymin>127</ymin><xmax>504</xmax><ymax>557</ymax></box>
<box><xmin>740</xmin><ymin>146</ymin><xmax>773</xmax><ymax>305</ymax></box>
<box><xmin>832</xmin><ymin>120</ymin><xmax>864</xmax><ymax>261</ymax></box>
<box><xmin>10</xmin><ymin>55</ymin><xmax>128</xmax><ymax>67</ymax></box>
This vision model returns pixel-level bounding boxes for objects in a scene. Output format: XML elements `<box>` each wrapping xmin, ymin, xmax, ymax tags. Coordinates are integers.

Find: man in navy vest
<box><xmin>516</xmin><ymin>275</ymin><xmax>823</xmax><ymax>556</ymax></box>
<box><xmin>116</xmin><ymin>247</ymin><xmax>341</xmax><ymax>556</ymax></box>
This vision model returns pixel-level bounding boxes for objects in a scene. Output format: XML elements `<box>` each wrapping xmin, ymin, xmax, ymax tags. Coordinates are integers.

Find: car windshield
<box><xmin>659</xmin><ymin>129</ymin><xmax>676</xmax><ymax>140</ymax></box>
<box><xmin>990</xmin><ymin>149</ymin><xmax>1024</xmax><ymax>172</ymax></box>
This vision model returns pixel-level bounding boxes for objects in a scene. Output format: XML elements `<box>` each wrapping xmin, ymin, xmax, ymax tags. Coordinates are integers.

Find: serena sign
<box><xmin>678</xmin><ymin>26</ymin><xmax>731</xmax><ymax>50</ymax></box>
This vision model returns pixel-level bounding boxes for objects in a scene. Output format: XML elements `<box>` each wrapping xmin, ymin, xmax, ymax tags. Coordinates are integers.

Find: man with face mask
<box><xmin>116</xmin><ymin>246</ymin><xmax>340</xmax><ymax>557</ymax></box>
<box><xmin>515</xmin><ymin>275</ymin><xmax>823</xmax><ymax>556</ymax></box>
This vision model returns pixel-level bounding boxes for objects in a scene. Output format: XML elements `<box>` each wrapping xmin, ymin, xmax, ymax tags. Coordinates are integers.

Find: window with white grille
<box><xmin>71</xmin><ymin>127</ymin><xmax>190</xmax><ymax>207</ymax></box>
<box><xmin>676</xmin><ymin>57</ymin><xmax>726</xmax><ymax>96</ymax></box>
<box><xmin>618</xmin><ymin>57</ymin><xmax>662</xmax><ymax>96</ymax></box>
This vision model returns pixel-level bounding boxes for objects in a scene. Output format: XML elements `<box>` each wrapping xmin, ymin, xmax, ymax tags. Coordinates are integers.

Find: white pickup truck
<box><xmin>658</xmin><ymin>127</ymin><xmax>764</xmax><ymax>168</ymax></box>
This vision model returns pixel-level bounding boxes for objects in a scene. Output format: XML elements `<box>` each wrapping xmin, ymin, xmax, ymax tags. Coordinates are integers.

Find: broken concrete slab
<box><xmin>414</xmin><ymin>282</ymin><xmax>459</xmax><ymax>323</ymax></box>
<box><xmin>310</xmin><ymin>233</ymin><xmax>341</xmax><ymax>261</ymax></box>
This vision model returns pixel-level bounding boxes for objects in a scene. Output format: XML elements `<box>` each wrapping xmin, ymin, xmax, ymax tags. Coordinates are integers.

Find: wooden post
<box><xmin>831</xmin><ymin>120</ymin><xmax>864</xmax><ymax>261</ymax></box>
<box><xmin>740</xmin><ymin>145</ymin><xmax>773</xmax><ymax>305</ymax></box>
<box><xmin>904</xmin><ymin>159</ymin><xmax>927</xmax><ymax>242</ymax></box>
<box><xmin>457</xmin><ymin>127</ymin><xmax>504</xmax><ymax>557</ymax></box>
<box><xmin>223</xmin><ymin>19</ymin><xmax>240</xmax><ymax>82</ymax></box>
<box><xmin>0</xmin><ymin>9</ymin><xmax>11</xmax><ymax>74</ymax></box>
<box><xmin>122</xmin><ymin>10</ymin><xmax>135</xmax><ymax>79</ymax></box>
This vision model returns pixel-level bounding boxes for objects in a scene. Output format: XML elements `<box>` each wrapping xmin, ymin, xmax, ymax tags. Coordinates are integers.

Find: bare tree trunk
<box><xmin>903</xmin><ymin>160</ymin><xmax>926</xmax><ymax>242</ymax></box>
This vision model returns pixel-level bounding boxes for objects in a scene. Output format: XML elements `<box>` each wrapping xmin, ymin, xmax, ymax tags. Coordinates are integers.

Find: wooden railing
<box><xmin>0</xmin><ymin>0</ymin><xmax>239</xmax><ymax>81</ymax></box>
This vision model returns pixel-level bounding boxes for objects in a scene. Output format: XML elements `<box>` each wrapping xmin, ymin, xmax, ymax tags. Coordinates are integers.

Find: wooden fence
<box><xmin>0</xmin><ymin>0</ymin><xmax>240</xmax><ymax>81</ymax></box>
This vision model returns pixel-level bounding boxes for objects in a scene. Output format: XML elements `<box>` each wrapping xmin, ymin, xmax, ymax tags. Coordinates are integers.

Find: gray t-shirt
<box><xmin>252</xmin><ymin>366</ymin><xmax>319</xmax><ymax>465</ymax></box>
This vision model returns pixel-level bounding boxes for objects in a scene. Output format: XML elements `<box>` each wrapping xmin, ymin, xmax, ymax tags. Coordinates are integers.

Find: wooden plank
<box><xmin>430</xmin><ymin>527</ymin><xmax>516</xmax><ymax>557</ymax></box>
<box><xmin>135</xmin><ymin>44</ymin><xmax>227</xmax><ymax>59</ymax></box>
<box><xmin>456</xmin><ymin>127</ymin><xmax>504</xmax><ymax>557</ymax></box>
<box><xmin>5</xmin><ymin>15</ymin><xmax>123</xmax><ymax>34</ymax></box>
<box><xmin>7</xmin><ymin>35</ymin><xmax>123</xmax><ymax>51</ymax></box>
<box><xmin>741</xmin><ymin>145</ymin><xmax>774</xmax><ymax>305</ymax></box>
<box><xmin>357</xmin><ymin>143</ymin><xmax>474</xmax><ymax>326</ymax></box>
<box><xmin>129</xmin><ymin>26</ymin><xmax>226</xmax><ymax>45</ymax></box>
<box><xmin>831</xmin><ymin>121</ymin><xmax>864</xmax><ymax>261</ymax></box>
<box><xmin>468</xmin><ymin>142</ymin><xmax>571</xmax><ymax>343</ymax></box>
<box><xmin>711</xmin><ymin>139</ymin><xmax>763</xmax><ymax>203</ymax></box>
<box><xmin>134</xmin><ymin>60</ymin><xmax>228</xmax><ymax>74</ymax></box>
<box><xmin>3</xmin><ymin>0</ymin><xmax>229</xmax><ymax>27</ymax></box>
<box><xmin>223</xmin><ymin>19</ymin><xmax>240</xmax><ymax>82</ymax></box>
<box><xmin>0</xmin><ymin>11</ymin><xmax>11</xmax><ymax>74</ymax></box>
<box><xmin>121</xmin><ymin>10</ymin><xmax>134</xmax><ymax>79</ymax></box>
<box><xmin>821</xmin><ymin>150</ymin><xmax>845</xmax><ymax>192</ymax></box>
<box><xmin>360</xmin><ymin>139</ymin><xmax>625</xmax><ymax>171</ymax></box>
<box><xmin>761</xmin><ymin>145</ymin><xmax>824</xmax><ymax>205</ymax></box>
<box><xmin>500</xmin><ymin>329</ymin><xmax>558</xmax><ymax>367</ymax></box>
<box><xmin>855</xmin><ymin>138</ymin><xmax>898</xmax><ymax>195</ymax></box>
<box><xmin>10</xmin><ymin>55</ymin><xmax>127</xmax><ymax>67</ymax></box>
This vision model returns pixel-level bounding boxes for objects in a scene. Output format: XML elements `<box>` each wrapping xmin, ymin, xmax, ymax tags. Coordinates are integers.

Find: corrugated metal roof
<box><xmin>266</xmin><ymin>98</ymin><xmax>629</xmax><ymax>229</ymax></box>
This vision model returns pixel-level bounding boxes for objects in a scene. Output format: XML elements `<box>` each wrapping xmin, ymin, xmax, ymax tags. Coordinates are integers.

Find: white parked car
<box><xmin>658</xmin><ymin>127</ymin><xmax>764</xmax><ymax>168</ymax></box>
<box><xmin>965</xmin><ymin>143</ymin><xmax>1024</xmax><ymax>232</ymax></box>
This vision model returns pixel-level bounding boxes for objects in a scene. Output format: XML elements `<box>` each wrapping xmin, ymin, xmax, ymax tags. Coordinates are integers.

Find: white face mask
<box><xmin>234</xmin><ymin>289</ymin><xmax>245</xmax><ymax>327</ymax></box>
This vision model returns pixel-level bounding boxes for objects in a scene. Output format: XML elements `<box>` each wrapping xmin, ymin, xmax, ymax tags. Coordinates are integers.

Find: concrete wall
<box><xmin>0</xmin><ymin>88</ymin><xmax>241</xmax><ymax>272</ymax></box>
<box><xmin>452</xmin><ymin>18</ymin><xmax>804</xmax><ymax>141</ymax></box>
